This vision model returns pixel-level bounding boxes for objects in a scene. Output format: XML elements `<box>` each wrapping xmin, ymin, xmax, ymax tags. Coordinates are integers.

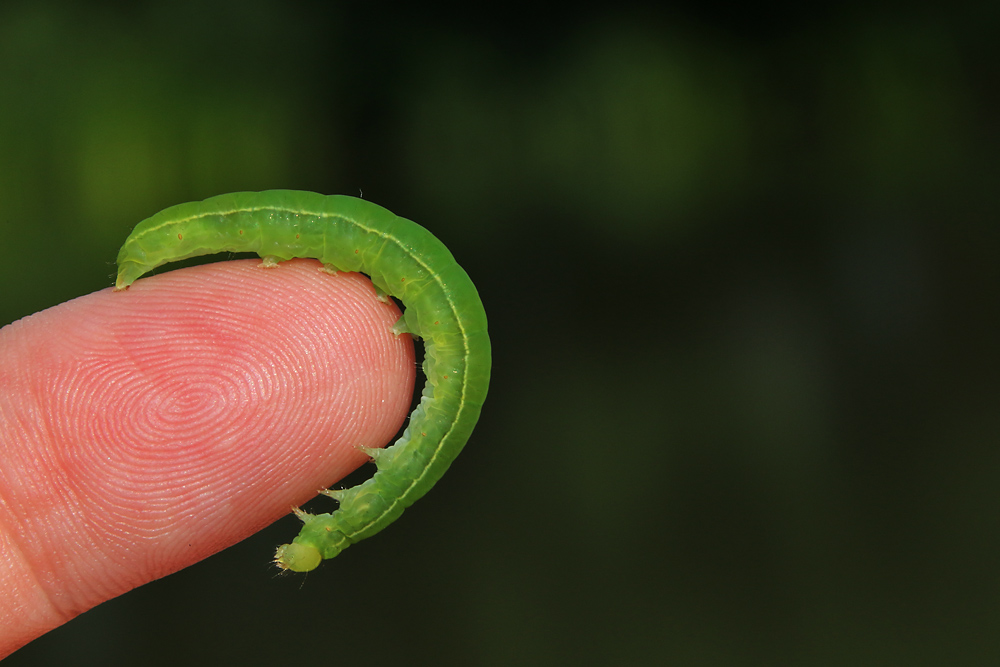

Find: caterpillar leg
<box><xmin>357</xmin><ymin>445</ymin><xmax>383</xmax><ymax>461</ymax></box>
<box><xmin>391</xmin><ymin>316</ymin><xmax>410</xmax><ymax>336</ymax></box>
<box><xmin>320</xmin><ymin>488</ymin><xmax>346</xmax><ymax>501</ymax></box>
<box><xmin>320</xmin><ymin>262</ymin><xmax>344</xmax><ymax>275</ymax></box>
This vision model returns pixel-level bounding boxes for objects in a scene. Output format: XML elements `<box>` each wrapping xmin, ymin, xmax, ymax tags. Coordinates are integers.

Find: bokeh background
<box><xmin>3</xmin><ymin>1</ymin><xmax>999</xmax><ymax>664</ymax></box>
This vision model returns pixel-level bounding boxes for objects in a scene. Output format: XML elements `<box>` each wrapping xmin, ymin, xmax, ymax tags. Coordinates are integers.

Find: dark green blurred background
<box><xmin>3</xmin><ymin>1</ymin><xmax>998</xmax><ymax>665</ymax></box>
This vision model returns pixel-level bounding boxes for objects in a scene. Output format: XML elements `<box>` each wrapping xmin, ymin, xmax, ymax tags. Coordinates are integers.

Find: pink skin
<box><xmin>0</xmin><ymin>259</ymin><xmax>415</xmax><ymax>657</ymax></box>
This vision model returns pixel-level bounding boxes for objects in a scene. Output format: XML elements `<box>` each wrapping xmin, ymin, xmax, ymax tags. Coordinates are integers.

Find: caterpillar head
<box><xmin>274</xmin><ymin>542</ymin><xmax>322</xmax><ymax>572</ymax></box>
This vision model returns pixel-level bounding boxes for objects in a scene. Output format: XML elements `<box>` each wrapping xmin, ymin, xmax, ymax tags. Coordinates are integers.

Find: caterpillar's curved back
<box><xmin>115</xmin><ymin>190</ymin><xmax>491</xmax><ymax>571</ymax></box>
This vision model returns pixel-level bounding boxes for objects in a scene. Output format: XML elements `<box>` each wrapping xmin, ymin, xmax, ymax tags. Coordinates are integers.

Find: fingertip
<box><xmin>0</xmin><ymin>259</ymin><xmax>415</xmax><ymax>652</ymax></box>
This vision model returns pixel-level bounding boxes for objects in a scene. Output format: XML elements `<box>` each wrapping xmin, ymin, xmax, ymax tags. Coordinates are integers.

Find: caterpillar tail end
<box><xmin>274</xmin><ymin>542</ymin><xmax>322</xmax><ymax>572</ymax></box>
<box><xmin>114</xmin><ymin>266</ymin><xmax>143</xmax><ymax>291</ymax></box>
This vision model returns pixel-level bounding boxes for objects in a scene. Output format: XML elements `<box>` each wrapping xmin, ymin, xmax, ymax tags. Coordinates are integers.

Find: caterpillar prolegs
<box><xmin>115</xmin><ymin>190</ymin><xmax>491</xmax><ymax>571</ymax></box>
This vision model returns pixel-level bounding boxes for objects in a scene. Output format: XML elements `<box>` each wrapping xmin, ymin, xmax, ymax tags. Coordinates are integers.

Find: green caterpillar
<box><xmin>115</xmin><ymin>190</ymin><xmax>491</xmax><ymax>572</ymax></box>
